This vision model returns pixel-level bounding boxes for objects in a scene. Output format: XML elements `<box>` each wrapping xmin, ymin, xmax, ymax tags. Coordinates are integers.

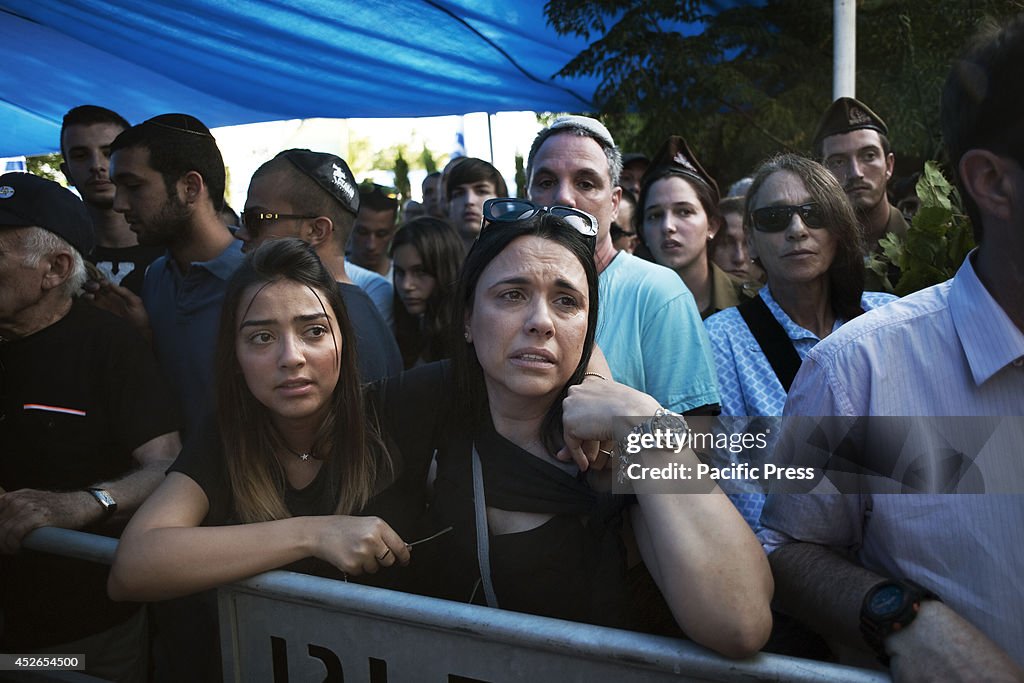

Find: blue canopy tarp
<box><xmin>0</xmin><ymin>0</ymin><xmax>603</xmax><ymax>156</ymax></box>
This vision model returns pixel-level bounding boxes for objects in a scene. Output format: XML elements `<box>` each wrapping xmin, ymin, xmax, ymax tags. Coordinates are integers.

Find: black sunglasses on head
<box><xmin>482</xmin><ymin>198</ymin><xmax>599</xmax><ymax>242</ymax></box>
<box><xmin>751</xmin><ymin>203</ymin><xmax>826</xmax><ymax>233</ymax></box>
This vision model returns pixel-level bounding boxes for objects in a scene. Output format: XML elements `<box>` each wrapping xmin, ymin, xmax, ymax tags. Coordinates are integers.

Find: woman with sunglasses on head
<box><xmin>111</xmin><ymin>217</ymin><xmax>771</xmax><ymax>659</ymax></box>
<box><xmin>702</xmin><ymin>155</ymin><xmax>895</xmax><ymax>530</ymax></box>
<box><xmin>109</xmin><ymin>239</ymin><xmax>430</xmax><ymax>602</ymax></box>
<box><xmin>638</xmin><ymin>136</ymin><xmax>754</xmax><ymax>319</ymax></box>
<box><xmin>397</xmin><ymin>197</ymin><xmax>771</xmax><ymax>659</ymax></box>
<box><xmin>389</xmin><ymin>216</ymin><xmax>465</xmax><ymax>368</ymax></box>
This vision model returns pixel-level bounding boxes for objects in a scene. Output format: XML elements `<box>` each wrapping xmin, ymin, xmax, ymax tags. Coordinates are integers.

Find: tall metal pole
<box><xmin>834</xmin><ymin>0</ymin><xmax>856</xmax><ymax>100</ymax></box>
<box><xmin>487</xmin><ymin>113</ymin><xmax>495</xmax><ymax>163</ymax></box>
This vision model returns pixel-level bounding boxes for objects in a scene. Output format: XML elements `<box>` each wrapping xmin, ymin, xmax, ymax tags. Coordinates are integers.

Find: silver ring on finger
<box><xmin>377</xmin><ymin>547</ymin><xmax>392</xmax><ymax>562</ymax></box>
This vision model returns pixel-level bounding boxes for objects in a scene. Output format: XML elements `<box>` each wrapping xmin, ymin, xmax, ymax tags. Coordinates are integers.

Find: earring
<box><xmin>464</xmin><ymin>331</ymin><xmax>471</xmax><ymax>343</ymax></box>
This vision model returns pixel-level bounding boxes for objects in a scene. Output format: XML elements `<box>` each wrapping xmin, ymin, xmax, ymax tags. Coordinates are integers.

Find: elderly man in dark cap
<box><xmin>813</xmin><ymin>97</ymin><xmax>908</xmax><ymax>289</ymax></box>
<box><xmin>0</xmin><ymin>172</ymin><xmax>180</xmax><ymax>681</ymax></box>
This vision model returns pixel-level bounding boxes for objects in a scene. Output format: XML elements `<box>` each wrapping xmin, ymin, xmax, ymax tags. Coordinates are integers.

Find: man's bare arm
<box><xmin>770</xmin><ymin>542</ymin><xmax>1023</xmax><ymax>682</ymax></box>
<box><xmin>770</xmin><ymin>541</ymin><xmax>882</xmax><ymax>645</ymax></box>
<box><xmin>0</xmin><ymin>431</ymin><xmax>180</xmax><ymax>553</ymax></box>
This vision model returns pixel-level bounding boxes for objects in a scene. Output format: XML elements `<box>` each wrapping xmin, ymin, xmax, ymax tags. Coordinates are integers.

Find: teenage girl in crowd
<box><xmin>390</xmin><ymin>216</ymin><xmax>465</xmax><ymax>368</ymax></box>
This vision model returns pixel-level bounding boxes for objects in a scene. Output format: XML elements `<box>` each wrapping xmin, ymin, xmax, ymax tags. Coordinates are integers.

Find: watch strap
<box><xmin>651</xmin><ymin>407</ymin><xmax>688</xmax><ymax>434</ymax></box>
<box><xmin>860</xmin><ymin>579</ymin><xmax>939</xmax><ymax>665</ymax></box>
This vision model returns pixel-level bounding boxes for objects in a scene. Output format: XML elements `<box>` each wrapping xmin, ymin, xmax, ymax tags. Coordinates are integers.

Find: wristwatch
<box><xmin>85</xmin><ymin>487</ymin><xmax>117</xmax><ymax>520</ymax></box>
<box><xmin>860</xmin><ymin>578</ymin><xmax>939</xmax><ymax>664</ymax></box>
<box><xmin>619</xmin><ymin>407</ymin><xmax>689</xmax><ymax>453</ymax></box>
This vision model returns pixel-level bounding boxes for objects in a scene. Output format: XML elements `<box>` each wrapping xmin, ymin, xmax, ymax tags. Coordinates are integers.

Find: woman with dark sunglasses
<box><xmin>702</xmin><ymin>154</ymin><xmax>896</xmax><ymax>529</ymax></box>
<box><xmin>397</xmin><ymin>198</ymin><xmax>772</xmax><ymax>658</ymax></box>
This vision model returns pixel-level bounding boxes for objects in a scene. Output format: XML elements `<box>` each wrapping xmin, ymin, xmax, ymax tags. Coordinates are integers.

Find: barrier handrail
<box><xmin>22</xmin><ymin>527</ymin><xmax>891</xmax><ymax>682</ymax></box>
<box><xmin>23</xmin><ymin>526</ymin><xmax>117</xmax><ymax>565</ymax></box>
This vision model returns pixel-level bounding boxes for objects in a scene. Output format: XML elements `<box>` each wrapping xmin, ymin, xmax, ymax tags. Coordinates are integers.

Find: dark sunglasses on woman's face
<box><xmin>481</xmin><ymin>198</ymin><xmax>599</xmax><ymax>241</ymax></box>
<box><xmin>751</xmin><ymin>202</ymin><xmax>826</xmax><ymax>233</ymax></box>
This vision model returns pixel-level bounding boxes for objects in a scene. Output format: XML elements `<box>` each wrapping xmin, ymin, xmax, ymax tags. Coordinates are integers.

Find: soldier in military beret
<box><xmin>813</xmin><ymin>97</ymin><xmax>908</xmax><ymax>290</ymax></box>
<box><xmin>636</xmin><ymin>135</ymin><xmax>753</xmax><ymax>318</ymax></box>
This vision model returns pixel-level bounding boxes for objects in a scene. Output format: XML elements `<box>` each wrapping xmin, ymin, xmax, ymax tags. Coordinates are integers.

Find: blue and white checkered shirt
<box><xmin>704</xmin><ymin>286</ymin><xmax>897</xmax><ymax>419</ymax></box>
<box><xmin>703</xmin><ymin>287</ymin><xmax>895</xmax><ymax>528</ymax></box>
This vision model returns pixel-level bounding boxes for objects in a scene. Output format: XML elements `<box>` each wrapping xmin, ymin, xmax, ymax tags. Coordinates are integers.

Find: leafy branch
<box><xmin>869</xmin><ymin>161</ymin><xmax>975</xmax><ymax>295</ymax></box>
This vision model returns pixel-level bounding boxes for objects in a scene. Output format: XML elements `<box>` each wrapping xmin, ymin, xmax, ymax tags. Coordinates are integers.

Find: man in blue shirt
<box><xmin>526</xmin><ymin>115</ymin><xmax>719</xmax><ymax>415</ymax></box>
<box><xmin>110</xmin><ymin>113</ymin><xmax>244</xmax><ymax>439</ymax></box>
<box><xmin>107</xmin><ymin>113</ymin><xmax>245</xmax><ymax>682</ymax></box>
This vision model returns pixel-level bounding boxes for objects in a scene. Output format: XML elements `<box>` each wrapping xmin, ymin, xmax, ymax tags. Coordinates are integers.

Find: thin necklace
<box><xmin>281</xmin><ymin>443</ymin><xmax>318</xmax><ymax>461</ymax></box>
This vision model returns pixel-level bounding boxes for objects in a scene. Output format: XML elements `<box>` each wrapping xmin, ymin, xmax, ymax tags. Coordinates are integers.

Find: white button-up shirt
<box><xmin>760</xmin><ymin>252</ymin><xmax>1024</xmax><ymax>665</ymax></box>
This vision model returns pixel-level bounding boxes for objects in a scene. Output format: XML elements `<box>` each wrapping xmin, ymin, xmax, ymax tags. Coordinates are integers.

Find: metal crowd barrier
<box><xmin>21</xmin><ymin>528</ymin><xmax>890</xmax><ymax>682</ymax></box>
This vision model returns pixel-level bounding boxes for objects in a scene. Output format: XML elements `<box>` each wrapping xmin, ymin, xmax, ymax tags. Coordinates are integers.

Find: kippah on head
<box><xmin>276</xmin><ymin>149</ymin><xmax>360</xmax><ymax>216</ymax></box>
<box><xmin>547</xmin><ymin>115</ymin><xmax>616</xmax><ymax>148</ymax></box>
<box><xmin>812</xmin><ymin>97</ymin><xmax>888</xmax><ymax>149</ymax></box>
<box><xmin>641</xmin><ymin>135</ymin><xmax>720</xmax><ymax>203</ymax></box>
<box><xmin>141</xmin><ymin>113</ymin><xmax>214</xmax><ymax>138</ymax></box>
<box><xmin>0</xmin><ymin>172</ymin><xmax>95</xmax><ymax>254</ymax></box>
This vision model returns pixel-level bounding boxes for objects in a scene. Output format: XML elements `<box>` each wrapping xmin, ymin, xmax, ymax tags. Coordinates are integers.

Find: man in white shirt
<box><xmin>761</xmin><ymin>16</ymin><xmax>1024</xmax><ymax>680</ymax></box>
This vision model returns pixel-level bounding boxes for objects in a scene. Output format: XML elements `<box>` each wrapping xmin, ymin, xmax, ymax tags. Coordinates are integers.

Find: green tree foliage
<box><xmin>346</xmin><ymin>134</ymin><xmax>376</xmax><ymax>179</ymax></box>
<box><xmin>394</xmin><ymin>151</ymin><xmax>411</xmax><ymax>203</ymax></box>
<box><xmin>26</xmin><ymin>153</ymin><xmax>64</xmax><ymax>183</ymax></box>
<box><xmin>372</xmin><ymin>143</ymin><xmax>446</xmax><ymax>198</ymax></box>
<box><xmin>420</xmin><ymin>145</ymin><xmax>438</xmax><ymax>174</ymax></box>
<box><xmin>514</xmin><ymin>154</ymin><xmax>527</xmax><ymax>198</ymax></box>
<box><xmin>870</xmin><ymin>161</ymin><xmax>975</xmax><ymax>294</ymax></box>
<box><xmin>545</xmin><ymin>0</ymin><xmax>1022</xmax><ymax>186</ymax></box>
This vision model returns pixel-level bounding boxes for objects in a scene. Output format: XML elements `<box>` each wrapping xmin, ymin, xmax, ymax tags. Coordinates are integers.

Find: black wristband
<box><xmin>860</xmin><ymin>578</ymin><xmax>940</xmax><ymax>665</ymax></box>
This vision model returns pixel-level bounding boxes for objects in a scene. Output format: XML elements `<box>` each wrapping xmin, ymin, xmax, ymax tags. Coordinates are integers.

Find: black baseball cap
<box><xmin>0</xmin><ymin>172</ymin><xmax>95</xmax><ymax>255</ymax></box>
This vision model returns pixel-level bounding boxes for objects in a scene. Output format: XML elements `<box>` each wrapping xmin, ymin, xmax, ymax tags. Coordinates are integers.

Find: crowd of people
<box><xmin>1</xmin><ymin>12</ymin><xmax>1022</xmax><ymax>683</ymax></box>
